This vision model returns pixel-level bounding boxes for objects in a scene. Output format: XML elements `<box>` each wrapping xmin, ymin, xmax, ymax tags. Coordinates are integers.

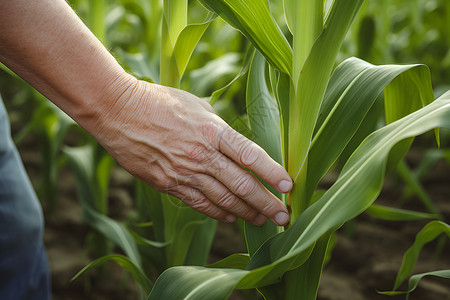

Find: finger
<box><xmin>214</xmin><ymin>123</ymin><xmax>293</xmax><ymax>193</ymax></box>
<box><xmin>202</xmin><ymin>151</ymin><xmax>290</xmax><ymax>226</ymax></box>
<box><xmin>169</xmin><ymin>185</ymin><xmax>235</xmax><ymax>223</ymax></box>
<box><xmin>183</xmin><ymin>174</ymin><xmax>266</xmax><ymax>226</ymax></box>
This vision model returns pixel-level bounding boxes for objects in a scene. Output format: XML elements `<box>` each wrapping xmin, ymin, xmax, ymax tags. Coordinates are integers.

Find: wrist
<box><xmin>74</xmin><ymin>68</ymin><xmax>138</xmax><ymax>139</ymax></box>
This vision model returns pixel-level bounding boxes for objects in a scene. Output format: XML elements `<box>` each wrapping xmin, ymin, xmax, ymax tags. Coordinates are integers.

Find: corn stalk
<box><xmin>147</xmin><ymin>0</ymin><xmax>450</xmax><ymax>299</ymax></box>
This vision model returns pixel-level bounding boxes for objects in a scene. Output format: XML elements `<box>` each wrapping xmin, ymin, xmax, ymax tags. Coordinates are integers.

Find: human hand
<box><xmin>92</xmin><ymin>79</ymin><xmax>292</xmax><ymax>226</ymax></box>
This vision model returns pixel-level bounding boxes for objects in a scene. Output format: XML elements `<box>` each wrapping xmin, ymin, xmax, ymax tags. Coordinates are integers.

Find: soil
<box><xmin>14</xmin><ymin>131</ymin><xmax>450</xmax><ymax>300</ymax></box>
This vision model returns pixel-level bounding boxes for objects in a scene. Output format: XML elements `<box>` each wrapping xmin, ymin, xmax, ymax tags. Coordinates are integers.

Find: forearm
<box><xmin>0</xmin><ymin>0</ymin><xmax>135</xmax><ymax>129</ymax></box>
<box><xmin>0</xmin><ymin>0</ymin><xmax>293</xmax><ymax>226</ymax></box>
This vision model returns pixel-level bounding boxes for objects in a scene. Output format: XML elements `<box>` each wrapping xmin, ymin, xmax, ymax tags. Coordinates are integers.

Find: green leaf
<box><xmin>244</xmin><ymin>50</ymin><xmax>283</xmax><ymax>256</ymax></box>
<box><xmin>148</xmin><ymin>266</ymin><xmax>246</xmax><ymax>300</ymax></box>
<box><xmin>173</xmin><ymin>12</ymin><xmax>216</xmax><ymax>78</ymax></box>
<box><xmin>288</xmin><ymin>0</ymin><xmax>364</xmax><ymax>183</ymax></box>
<box><xmin>208</xmin><ymin>47</ymin><xmax>254</xmax><ymax>105</ymax></box>
<box><xmin>384</xmin><ymin>66</ymin><xmax>436</xmax><ymax>170</ymax></box>
<box><xmin>275</xmin><ymin>72</ymin><xmax>291</xmax><ymax>161</ymax></box>
<box><xmin>365</xmin><ymin>204</ymin><xmax>437</xmax><ymax>221</ymax></box>
<box><xmin>282</xmin><ymin>232</ymin><xmax>332</xmax><ymax>300</ymax></box>
<box><xmin>148</xmin><ymin>91</ymin><xmax>450</xmax><ymax>300</ymax></box>
<box><xmin>286</xmin><ymin>0</ymin><xmax>323</xmax><ymax>85</ymax></box>
<box><xmin>380</xmin><ymin>270</ymin><xmax>450</xmax><ymax>297</ymax></box>
<box><xmin>72</xmin><ymin>254</ymin><xmax>152</xmax><ymax>294</ymax></box>
<box><xmin>135</xmin><ymin>180</ymin><xmax>166</xmax><ymax>242</ymax></box>
<box><xmin>162</xmin><ymin>195</ymin><xmax>216</xmax><ymax>266</ymax></box>
<box><xmin>198</xmin><ymin>0</ymin><xmax>292</xmax><ymax>75</ymax></box>
<box><xmin>160</xmin><ymin>0</ymin><xmax>187</xmax><ymax>86</ymax></box>
<box><xmin>64</xmin><ymin>145</ymin><xmax>142</xmax><ymax>268</ymax></box>
<box><xmin>163</xmin><ymin>0</ymin><xmax>187</xmax><ymax>41</ymax></box>
<box><xmin>246</xmin><ymin>51</ymin><xmax>283</xmax><ymax>166</ymax></box>
<box><xmin>126</xmin><ymin>227</ymin><xmax>171</xmax><ymax>248</ymax></box>
<box><xmin>307</xmin><ymin>58</ymin><xmax>434</xmax><ymax>202</ymax></box>
<box><xmin>392</xmin><ymin>220</ymin><xmax>450</xmax><ymax>290</ymax></box>
<box><xmin>207</xmin><ymin>253</ymin><xmax>250</xmax><ymax>270</ymax></box>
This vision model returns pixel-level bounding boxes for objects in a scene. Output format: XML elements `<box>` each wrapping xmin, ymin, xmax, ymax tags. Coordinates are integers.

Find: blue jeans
<box><xmin>0</xmin><ymin>97</ymin><xmax>50</xmax><ymax>300</ymax></box>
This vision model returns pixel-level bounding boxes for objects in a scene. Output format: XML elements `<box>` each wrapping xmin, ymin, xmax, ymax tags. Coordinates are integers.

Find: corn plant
<box><xmin>145</xmin><ymin>0</ymin><xmax>450</xmax><ymax>299</ymax></box>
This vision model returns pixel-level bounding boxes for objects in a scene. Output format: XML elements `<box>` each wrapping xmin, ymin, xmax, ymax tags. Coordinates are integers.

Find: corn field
<box><xmin>1</xmin><ymin>0</ymin><xmax>450</xmax><ymax>299</ymax></box>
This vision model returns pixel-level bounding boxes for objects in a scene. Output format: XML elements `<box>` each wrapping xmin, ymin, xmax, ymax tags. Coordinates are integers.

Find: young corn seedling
<box><xmin>147</xmin><ymin>0</ymin><xmax>450</xmax><ymax>299</ymax></box>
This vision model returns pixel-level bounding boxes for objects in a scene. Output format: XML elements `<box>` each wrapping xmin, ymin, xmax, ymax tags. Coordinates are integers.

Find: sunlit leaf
<box><xmin>148</xmin><ymin>92</ymin><xmax>450</xmax><ymax>299</ymax></box>
<box><xmin>392</xmin><ymin>220</ymin><xmax>450</xmax><ymax>290</ymax></box>
<box><xmin>198</xmin><ymin>0</ymin><xmax>292</xmax><ymax>74</ymax></box>
<box><xmin>72</xmin><ymin>254</ymin><xmax>152</xmax><ymax>294</ymax></box>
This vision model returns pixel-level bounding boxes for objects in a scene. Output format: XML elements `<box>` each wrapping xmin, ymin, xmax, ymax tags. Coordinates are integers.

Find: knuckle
<box><xmin>240</xmin><ymin>143</ymin><xmax>260</xmax><ymax>167</ymax></box>
<box><xmin>154</xmin><ymin>171</ymin><xmax>178</xmax><ymax>191</ymax></box>
<box><xmin>185</xmin><ymin>142</ymin><xmax>211</xmax><ymax>163</ymax></box>
<box><xmin>241</xmin><ymin>209</ymin><xmax>259</xmax><ymax>221</ymax></box>
<box><xmin>259</xmin><ymin>199</ymin><xmax>277</xmax><ymax>216</ymax></box>
<box><xmin>233</xmin><ymin>174</ymin><xmax>256</xmax><ymax>198</ymax></box>
<box><xmin>189</xmin><ymin>196</ymin><xmax>210</xmax><ymax>212</ymax></box>
<box><xmin>216</xmin><ymin>192</ymin><xmax>237</xmax><ymax>210</ymax></box>
<box><xmin>200</xmin><ymin>121</ymin><xmax>219</xmax><ymax>140</ymax></box>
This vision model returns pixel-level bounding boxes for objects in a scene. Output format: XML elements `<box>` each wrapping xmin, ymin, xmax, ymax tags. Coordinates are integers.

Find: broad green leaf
<box><xmin>207</xmin><ymin>253</ymin><xmax>250</xmax><ymax>270</ymax></box>
<box><xmin>72</xmin><ymin>254</ymin><xmax>152</xmax><ymax>295</ymax></box>
<box><xmin>288</xmin><ymin>0</ymin><xmax>364</xmax><ymax>183</ymax></box>
<box><xmin>208</xmin><ymin>48</ymin><xmax>254</xmax><ymax>105</ymax></box>
<box><xmin>380</xmin><ymin>270</ymin><xmax>450</xmax><ymax>297</ymax></box>
<box><xmin>162</xmin><ymin>195</ymin><xmax>216</xmax><ymax>266</ymax></box>
<box><xmin>384</xmin><ymin>66</ymin><xmax>435</xmax><ymax>170</ymax></box>
<box><xmin>149</xmin><ymin>266</ymin><xmax>246</xmax><ymax>300</ymax></box>
<box><xmin>80</xmin><ymin>195</ymin><xmax>143</xmax><ymax>267</ymax></box>
<box><xmin>161</xmin><ymin>15</ymin><xmax>181</xmax><ymax>87</ymax></box>
<box><xmin>282</xmin><ymin>232</ymin><xmax>332</xmax><ymax>300</ymax></box>
<box><xmin>307</xmin><ymin>58</ymin><xmax>434</xmax><ymax>202</ymax></box>
<box><xmin>365</xmin><ymin>204</ymin><xmax>437</xmax><ymax>221</ymax></box>
<box><xmin>148</xmin><ymin>91</ymin><xmax>450</xmax><ymax>300</ymax></box>
<box><xmin>198</xmin><ymin>0</ymin><xmax>292</xmax><ymax>75</ymax></box>
<box><xmin>393</xmin><ymin>220</ymin><xmax>450</xmax><ymax>290</ymax></box>
<box><xmin>244</xmin><ymin>51</ymin><xmax>283</xmax><ymax>256</ymax></box>
<box><xmin>246</xmin><ymin>51</ymin><xmax>282</xmax><ymax>166</ymax></box>
<box><xmin>160</xmin><ymin>0</ymin><xmax>187</xmax><ymax>86</ymax></box>
<box><xmin>287</xmin><ymin>0</ymin><xmax>324</xmax><ymax>85</ymax></box>
<box><xmin>384</xmin><ymin>66</ymin><xmax>434</xmax><ymax>123</ymax></box>
<box><xmin>184</xmin><ymin>217</ymin><xmax>217</xmax><ymax>266</ymax></box>
<box><xmin>173</xmin><ymin>12</ymin><xmax>216</xmax><ymax>78</ymax></box>
<box><xmin>276</xmin><ymin>72</ymin><xmax>291</xmax><ymax>161</ymax></box>
<box><xmin>135</xmin><ymin>180</ymin><xmax>165</xmax><ymax>243</ymax></box>
<box><xmin>163</xmin><ymin>0</ymin><xmax>187</xmax><ymax>41</ymax></box>
<box><xmin>64</xmin><ymin>145</ymin><xmax>142</xmax><ymax>268</ymax></box>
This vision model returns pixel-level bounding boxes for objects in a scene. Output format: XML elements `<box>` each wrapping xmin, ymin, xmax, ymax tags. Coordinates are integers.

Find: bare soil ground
<box><xmin>16</xmin><ymin>134</ymin><xmax>450</xmax><ymax>300</ymax></box>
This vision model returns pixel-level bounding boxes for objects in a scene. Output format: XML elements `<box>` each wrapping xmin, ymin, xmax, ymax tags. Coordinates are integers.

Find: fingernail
<box><xmin>274</xmin><ymin>211</ymin><xmax>289</xmax><ymax>226</ymax></box>
<box><xmin>278</xmin><ymin>180</ymin><xmax>293</xmax><ymax>193</ymax></box>
<box><xmin>253</xmin><ymin>214</ymin><xmax>267</xmax><ymax>226</ymax></box>
<box><xmin>225</xmin><ymin>215</ymin><xmax>237</xmax><ymax>223</ymax></box>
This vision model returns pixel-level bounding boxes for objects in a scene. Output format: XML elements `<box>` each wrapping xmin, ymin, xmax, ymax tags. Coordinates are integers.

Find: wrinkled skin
<box><xmin>94</xmin><ymin>80</ymin><xmax>292</xmax><ymax>226</ymax></box>
<box><xmin>0</xmin><ymin>0</ymin><xmax>292</xmax><ymax>227</ymax></box>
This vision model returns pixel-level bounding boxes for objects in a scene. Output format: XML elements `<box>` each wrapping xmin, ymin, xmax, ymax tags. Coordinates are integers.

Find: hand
<box><xmin>92</xmin><ymin>79</ymin><xmax>293</xmax><ymax>226</ymax></box>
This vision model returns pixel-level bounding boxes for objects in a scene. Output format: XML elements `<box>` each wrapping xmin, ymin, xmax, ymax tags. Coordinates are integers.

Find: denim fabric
<box><xmin>0</xmin><ymin>97</ymin><xmax>50</xmax><ymax>300</ymax></box>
